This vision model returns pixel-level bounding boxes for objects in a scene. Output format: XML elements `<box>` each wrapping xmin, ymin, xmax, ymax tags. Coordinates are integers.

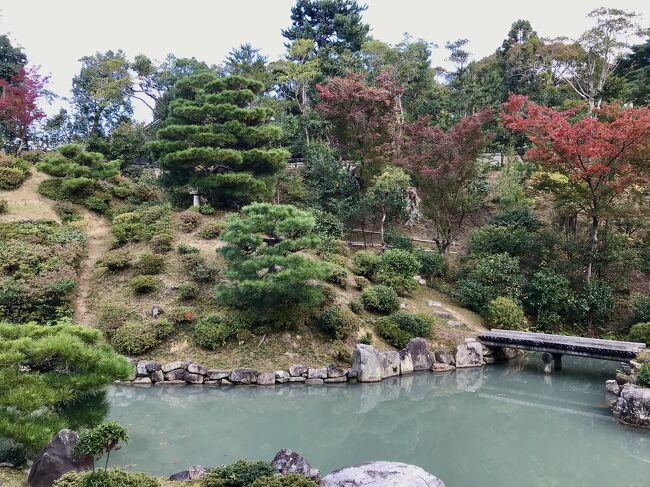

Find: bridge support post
<box><xmin>553</xmin><ymin>354</ymin><xmax>562</xmax><ymax>371</ymax></box>
<box><xmin>541</xmin><ymin>352</ymin><xmax>554</xmax><ymax>374</ymax></box>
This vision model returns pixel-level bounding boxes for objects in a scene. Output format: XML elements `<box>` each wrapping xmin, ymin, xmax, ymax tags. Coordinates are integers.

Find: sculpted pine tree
<box><xmin>151</xmin><ymin>73</ymin><xmax>289</xmax><ymax>207</ymax></box>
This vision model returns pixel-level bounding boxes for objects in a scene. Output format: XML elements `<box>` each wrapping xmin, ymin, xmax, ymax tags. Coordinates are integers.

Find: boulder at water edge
<box><xmin>321</xmin><ymin>461</ymin><xmax>445</xmax><ymax>486</ymax></box>
<box><xmin>612</xmin><ymin>385</ymin><xmax>650</xmax><ymax>429</ymax></box>
<box><xmin>455</xmin><ymin>340</ymin><xmax>483</xmax><ymax>368</ymax></box>
<box><xmin>405</xmin><ymin>338</ymin><xmax>433</xmax><ymax>371</ymax></box>
<box><xmin>352</xmin><ymin>344</ymin><xmax>382</xmax><ymax>382</ymax></box>
<box><xmin>27</xmin><ymin>430</ymin><xmax>93</xmax><ymax>487</ymax></box>
<box><xmin>272</xmin><ymin>449</ymin><xmax>321</xmax><ymax>481</ymax></box>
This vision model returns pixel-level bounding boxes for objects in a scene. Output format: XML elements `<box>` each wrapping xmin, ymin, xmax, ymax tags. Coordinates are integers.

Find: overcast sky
<box><xmin>1</xmin><ymin>0</ymin><xmax>648</xmax><ymax>120</ymax></box>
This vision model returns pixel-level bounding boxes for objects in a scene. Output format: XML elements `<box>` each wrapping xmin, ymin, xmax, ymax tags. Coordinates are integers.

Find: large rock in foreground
<box><xmin>455</xmin><ymin>340</ymin><xmax>483</xmax><ymax>368</ymax></box>
<box><xmin>351</xmin><ymin>344</ymin><xmax>382</xmax><ymax>382</ymax></box>
<box><xmin>612</xmin><ymin>385</ymin><xmax>650</xmax><ymax>429</ymax></box>
<box><xmin>405</xmin><ymin>338</ymin><xmax>433</xmax><ymax>371</ymax></box>
<box><xmin>322</xmin><ymin>461</ymin><xmax>445</xmax><ymax>486</ymax></box>
<box><xmin>272</xmin><ymin>448</ymin><xmax>320</xmax><ymax>481</ymax></box>
<box><xmin>27</xmin><ymin>429</ymin><xmax>93</xmax><ymax>487</ymax></box>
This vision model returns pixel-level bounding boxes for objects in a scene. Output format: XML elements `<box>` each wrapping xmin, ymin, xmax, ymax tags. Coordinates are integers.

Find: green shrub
<box><xmin>318</xmin><ymin>305</ymin><xmax>359</xmax><ymax>339</ymax></box>
<box><xmin>53</xmin><ymin>469</ymin><xmax>159</xmax><ymax>487</ymax></box>
<box><xmin>101</xmin><ymin>251</ymin><xmax>131</xmax><ymax>273</ymax></box>
<box><xmin>468</xmin><ymin>224</ymin><xmax>532</xmax><ymax>257</ymax></box>
<box><xmin>129</xmin><ymin>275</ymin><xmax>161</xmax><ymax>294</ymax></box>
<box><xmin>637</xmin><ymin>363</ymin><xmax>650</xmax><ymax>387</ymax></box>
<box><xmin>251</xmin><ymin>474</ymin><xmax>319</xmax><ymax>487</ymax></box>
<box><xmin>198</xmin><ymin>221</ymin><xmax>226</xmax><ymax>239</ymax></box>
<box><xmin>388</xmin><ymin>312</ymin><xmax>432</xmax><ymax>337</ymax></box>
<box><xmin>628</xmin><ymin>322</ymin><xmax>650</xmax><ymax>345</ymax></box>
<box><xmin>167</xmin><ymin>306</ymin><xmax>198</xmax><ymax>324</ymax></box>
<box><xmin>98</xmin><ymin>303</ymin><xmax>136</xmax><ymax>339</ymax></box>
<box><xmin>150</xmin><ymin>233</ymin><xmax>173</xmax><ymax>253</ymax></box>
<box><xmin>313</xmin><ymin>209</ymin><xmax>344</xmax><ymax>239</ymax></box>
<box><xmin>361</xmin><ymin>285</ymin><xmax>400</xmax><ymax>313</ymax></box>
<box><xmin>354</xmin><ymin>275</ymin><xmax>370</xmax><ymax>290</ymax></box>
<box><xmin>631</xmin><ymin>294</ymin><xmax>650</xmax><ymax>324</ymax></box>
<box><xmin>416</xmin><ymin>249</ymin><xmax>444</xmax><ymax>277</ymax></box>
<box><xmin>349</xmin><ymin>301</ymin><xmax>362</xmax><ymax>314</ymax></box>
<box><xmin>0</xmin><ymin>166</ymin><xmax>27</xmax><ymax>190</ymax></box>
<box><xmin>485</xmin><ymin>297</ymin><xmax>525</xmax><ymax>330</ymax></box>
<box><xmin>177</xmin><ymin>283</ymin><xmax>200</xmax><ymax>301</ymax></box>
<box><xmin>177</xmin><ymin>243</ymin><xmax>199</xmax><ymax>254</ymax></box>
<box><xmin>135</xmin><ymin>252</ymin><xmax>165</xmax><ymax>275</ymax></box>
<box><xmin>183</xmin><ymin>254</ymin><xmax>217</xmax><ymax>282</ymax></box>
<box><xmin>111</xmin><ymin>321</ymin><xmax>159</xmax><ymax>354</ymax></box>
<box><xmin>38</xmin><ymin>178</ymin><xmax>66</xmax><ymax>200</ymax></box>
<box><xmin>179</xmin><ymin>211</ymin><xmax>202</xmax><ymax>232</ymax></box>
<box><xmin>384</xmin><ymin>230</ymin><xmax>414</xmax><ymax>250</ymax></box>
<box><xmin>376</xmin><ymin>317</ymin><xmax>412</xmax><ymax>348</ymax></box>
<box><xmin>377</xmin><ymin>249</ymin><xmax>420</xmax><ymax>293</ymax></box>
<box><xmin>358</xmin><ymin>332</ymin><xmax>373</xmax><ymax>345</ymax></box>
<box><xmin>204</xmin><ymin>460</ymin><xmax>276</xmax><ymax>487</ymax></box>
<box><xmin>326</xmin><ymin>266</ymin><xmax>348</xmax><ymax>288</ymax></box>
<box><xmin>0</xmin><ymin>199</ymin><xmax>7</xmax><ymax>214</ymax></box>
<box><xmin>194</xmin><ymin>315</ymin><xmax>235</xmax><ymax>350</ymax></box>
<box><xmin>454</xmin><ymin>253</ymin><xmax>523</xmax><ymax>313</ymax></box>
<box><xmin>54</xmin><ymin>202</ymin><xmax>81</xmax><ymax>223</ymax></box>
<box><xmin>489</xmin><ymin>206</ymin><xmax>541</xmax><ymax>231</ymax></box>
<box><xmin>153</xmin><ymin>319</ymin><xmax>174</xmax><ymax>341</ymax></box>
<box><xmin>75</xmin><ymin>421</ymin><xmax>128</xmax><ymax>468</ymax></box>
<box><xmin>83</xmin><ymin>193</ymin><xmax>110</xmax><ymax>213</ymax></box>
<box><xmin>353</xmin><ymin>250</ymin><xmax>382</xmax><ymax>279</ymax></box>
<box><xmin>199</xmin><ymin>203</ymin><xmax>215</xmax><ymax>215</ymax></box>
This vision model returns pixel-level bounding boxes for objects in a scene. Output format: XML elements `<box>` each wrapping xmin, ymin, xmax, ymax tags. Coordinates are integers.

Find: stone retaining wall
<box><xmin>129</xmin><ymin>337</ymin><xmax>497</xmax><ymax>386</ymax></box>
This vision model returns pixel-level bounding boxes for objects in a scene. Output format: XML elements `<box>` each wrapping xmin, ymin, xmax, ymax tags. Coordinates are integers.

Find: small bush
<box><xmin>251</xmin><ymin>474</ymin><xmax>320</xmax><ymax>487</ymax></box>
<box><xmin>359</xmin><ymin>332</ymin><xmax>373</xmax><ymax>345</ymax></box>
<box><xmin>377</xmin><ymin>249</ymin><xmax>420</xmax><ymax>294</ymax></box>
<box><xmin>183</xmin><ymin>254</ymin><xmax>217</xmax><ymax>282</ymax></box>
<box><xmin>153</xmin><ymin>319</ymin><xmax>174</xmax><ymax>341</ymax></box>
<box><xmin>204</xmin><ymin>460</ymin><xmax>276</xmax><ymax>487</ymax></box>
<box><xmin>361</xmin><ymin>285</ymin><xmax>400</xmax><ymax>314</ymax></box>
<box><xmin>388</xmin><ymin>312</ymin><xmax>432</xmax><ymax>337</ymax></box>
<box><xmin>199</xmin><ymin>203</ymin><xmax>215</xmax><ymax>215</ymax></box>
<box><xmin>194</xmin><ymin>315</ymin><xmax>234</xmax><ymax>350</ymax></box>
<box><xmin>628</xmin><ymin>322</ymin><xmax>650</xmax><ymax>345</ymax></box>
<box><xmin>177</xmin><ymin>283</ymin><xmax>200</xmax><ymax>301</ymax></box>
<box><xmin>485</xmin><ymin>297</ymin><xmax>525</xmax><ymax>330</ymax></box>
<box><xmin>637</xmin><ymin>363</ymin><xmax>650</xmax><ymax>387</ymax></box>
<box><xmin>384</xmin><ymin>230</ymin><xmax>414</xmax><ymax>250</ymax></box>
<box><xmin>135</xmin><ymin>252</ymin><xmax>165</xmax><ymax>275</ymax></box>
<box><xmin>631</xmin><ymin>294</ymin><xmax>650</xmax><ymax>324</ymax></box>
<box><xmin>0</xmin><ymin>166</ymin><xmax>27</xmax><ymax>190</ymax></box>
<box><xmin>179</xmin><ymin>211</ymin><xmax>202</xmax><ymax>232</ymax></box>
<box><xmin>111</xmin><ymin>321</ymin><xmax>159</xmax><ymax>354</ymax></box>
<box><xmin>54</xmin><ymin>202</ymin><xmax>81</xmax><ymax>223</ymax></box>
<box><xmin>318</xmin><ymin>305</ymin><xmax>359</xmax><ymax>339</ymax></box>
<box><xmin>376</xmin><ymin>317</ymin><xmax>412</xmax><ymax>348</ymax></box>
<box><xmin>354</xmin><ymin>275</ymin><xmax>370</xmax><ymax>290</ymax></box>
<box><xmin>150</xmin><ymin>233</ymin><xmax>173</xmax><ymax>253</ymax></box>
<box><xmin>83</xmin><ymin>193</ymin><xmax>110</xmax><ymax>213</ymax></box>
<box><xmin>129</xmin><ymin>275</ymin><xmax>161</xmax><ymax>294</ymax></box>
<box><xmin>349</xmin><ymin>301</ymin><xmax>362</xmax><ymax>314</ymax></box>
<box><xmin>416</xmin><ymin>249</ymin><xmax>444</xmax><ymax>277</ymax></box>
<box><xmin>489</xmin><ymin>206</ymin><xmax>541</xmax><ymax>231</ymax></box>
<box><xmin>353</xmin><ymin>250</ymin><xmax>382</xmax><ymax>279</ymax></box>
<box><xmin>326</xmin><ymin>266</ymin><xmax>348</xmax><ymax>288</ymax></box>
<box><xmin>102</xmin><ymin>251</ymin><xmax>131</xmax><ymax>273</ymax></box>
<box><xmin>53</xmin><ymin>469</ymin><xmax>159</xmax><ymax>487</ymax></box>
<box><xmin>0</xmin><ymin>199</ymin><xmax>7</xmax><ymax>214</ymax></box>
<box><xmin>167</xmin><ymin>306</ymin><xmax>198</xmax><ymax>324</ymax></box>
<box><xmin>98</xmin><ymin>303</ymin><xmax>136</xmax><ymax>339</ymax></box>
<box><xmin>198</xmin><ymin>221</ymin><xmax>226</xmax><ymax>239</ymax></box>
<box><xmin>177</xmin><ymin>243</ymin><xmax>200</xmax><ymax>254</ymax></box>
<box><xmin>313</xmin><ymin>210</ymin><xmax>344</xmax><ymax>239</ymax></box>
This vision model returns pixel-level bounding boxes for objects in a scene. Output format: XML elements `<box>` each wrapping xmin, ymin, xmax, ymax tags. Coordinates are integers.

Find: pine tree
<box><xmin>151</xmin><ymin>73</ymin><xmax>289</xmax><ymax>207</ymax></box>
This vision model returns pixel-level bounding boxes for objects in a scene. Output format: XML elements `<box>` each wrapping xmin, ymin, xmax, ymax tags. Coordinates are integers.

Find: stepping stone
<box><xmin>427</xmin><ymin>300</ymin><xmax>442</xmax><ymax>307</ymax></box>
<box><xmin>447</xmin><ymin>320</ymin><xmax>463</xmax><ymax>328</ymax></box>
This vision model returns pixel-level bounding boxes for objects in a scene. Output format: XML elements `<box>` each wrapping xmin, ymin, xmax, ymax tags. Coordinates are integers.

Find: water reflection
<box><xmin>107</xmin><ymin>357</ymin><xmax>650</xmax><ymax>487</ymax></box>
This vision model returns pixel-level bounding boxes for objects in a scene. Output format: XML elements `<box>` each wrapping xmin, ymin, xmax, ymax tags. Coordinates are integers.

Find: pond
<box><xmin>107</xmin><ymin>357</ymin><xmax>650</xmax><ymax>487</ymax></box>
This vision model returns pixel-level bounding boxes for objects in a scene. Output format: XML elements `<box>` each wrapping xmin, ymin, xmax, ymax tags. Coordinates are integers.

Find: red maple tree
<box><xmin>396</xmin><ymin>109</ymin><xmax>493</xmax><ymax>252</ymax></box>
<box><xmin>316</xmin><ymin>71</ymin><xmax>403</xmax><ymax>189</ymax></box>
<box><xmin>501</xmin><ymin>94</ymin><xmax>650</xmax><ymax>281</ymax></box>
<box><xmin>0</xmin><ymin>66</ymin><xmax>48</xmax><ymax>152</ymax></box>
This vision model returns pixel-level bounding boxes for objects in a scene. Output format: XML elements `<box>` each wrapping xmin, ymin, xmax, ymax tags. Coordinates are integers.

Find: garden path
<box><xmin>0</xmin><ymin>169</ymin><xmax>58</xmax><ymax>222</ymax></box>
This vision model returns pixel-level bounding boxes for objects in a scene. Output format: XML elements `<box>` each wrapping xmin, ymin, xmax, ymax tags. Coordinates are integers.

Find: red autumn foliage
<box><xmin>501</xmin><ymin>94</ymin><xmax>650</xmax><ymax>280</ymax></box>
<box><xmin>316</xmin><ymin>71</ymin><xmax>403</xmax><ymax>187</ymax></box>
<box><xmin>396</xmin><ymin>109</ymin><xmax>493</xmax><ymax>252</ymax></box>
<box><xmin>0</xmin><ymin>66</ymin><xmax>48</xmax><ymax>148</ymax></box>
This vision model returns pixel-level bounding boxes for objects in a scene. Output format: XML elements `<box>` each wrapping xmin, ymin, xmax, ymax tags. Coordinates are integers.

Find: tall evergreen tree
<box><xmin>151</xmin><ymin>73</ymin><xmax>289</xmax><ymax>207</ymax></box>
<box><xmin>0</xmin><ymin>35</ymin><xmax>26</xmax><ymax>81</ymax></box>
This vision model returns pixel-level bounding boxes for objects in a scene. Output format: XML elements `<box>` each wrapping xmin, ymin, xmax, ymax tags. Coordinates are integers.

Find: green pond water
<box><xmin>107</xmin><ymin>357</ymin><xmax>650</xmax><ymax>486</ymax></box>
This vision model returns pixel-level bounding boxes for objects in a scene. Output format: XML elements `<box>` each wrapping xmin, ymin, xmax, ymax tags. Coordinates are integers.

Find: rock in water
<box><xmin>321</xmin><ymin>461</ymin><xmax>445</xmax><ymax>486</ymax></box>
<box><xmin>455</xmin><ymin>340</ymin><xmax>483</xmax><ymax>368</ymax></box>
<box><xmin>272</xmin><ymin>449</ymin><xmax>320</xmax><ymax>481</ymax></box>
<box><xmin>405</xmin><ymin>338</ymin><xmax>433</xmax><ymax>371</ymax></box>
<box><xmin>612</xmin><ymin>385</ymin><xmax>650</xmax><ymax>429</ymax></box>
<box><xmin>378</xmin><ymin>351</ymin><xmax>400</xmax><ymax>378</ymax></box>
<box><xmin>27</xmin><ymin>430</ymin><xmax>92</xmax><ymax>487</ymax></box>
<box><xmin>351</xmin><ymin>344</ymin><xmax>382</xmax><ymax>382</ymax></box>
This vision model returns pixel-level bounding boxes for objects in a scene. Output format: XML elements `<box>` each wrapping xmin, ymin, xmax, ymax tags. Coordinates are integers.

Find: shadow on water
<box><xmin>106</xmin><ymin>356</ymin><xmax>650</xmax><ymax>487</ymax></box>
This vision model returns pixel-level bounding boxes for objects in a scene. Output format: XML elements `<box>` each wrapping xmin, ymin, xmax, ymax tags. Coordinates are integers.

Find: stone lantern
<box><xmin>190</xmin><ymin>188</ymin><xmax>200</xmax><ymax>207</ymax></box>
